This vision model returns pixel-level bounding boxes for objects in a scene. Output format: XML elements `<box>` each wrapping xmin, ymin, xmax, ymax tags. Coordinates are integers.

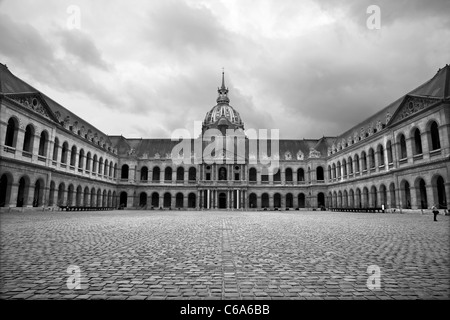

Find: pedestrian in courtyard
<box><xmin>431</xmin><ymin>204</ymin><xmax>439</xmax><ymax>221</ymax></box>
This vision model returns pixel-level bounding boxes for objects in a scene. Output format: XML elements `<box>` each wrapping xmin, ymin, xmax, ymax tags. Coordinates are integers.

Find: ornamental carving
<box><xmin>296</xmin><ymin>151</ymin><xmax>304</xmax><ymax>160</ymax></box>
<box><xmin>9</xmin><ymin>96</ymin><xmax>51</xmax><ymax>120</ymax></box>
<box><xmin>398</xmin><ymin>97</ymin><xmax>437</xmax><ymax>121</ymax></box>
<box><xmin>154</xmin><ymin>153</ymin><xmax>160</xmax><ymax>159</ymax></box>
<box><xmin>360</xmin><ymin>127</ymin><xmax>365</xmax><ymax>139</ymax></box>
<box><xmin>285</xmin><ymin>151</ymin><xmax>292</xmax><ymax>160</ymax></box>
<box><xmin>353</xmin><ymin>131</ymin><xmax>359</xmax><ymax>142</ymax></box>
<box><xmin>309</xmin><ymin>148</ymin><xmax>321</xmax><ymax>158</ymax></box>
<box><xmin>347</xmin><ymin>136</ymin><xmax>352</xmax><ymax>146</ymax></box>
<box><xmin>368</xmin><ymin>123</ymin><xmax>374</xmax><ymax>135</ymax></box>
<box><xmin>63</xmin><ymin>116</ymin><xmax>70</xmax><ymax>129</ymax></box>
<box><xmin>386</xmin><ymin>112</ymin><xmax>391</xmax><ymax>124</ymax></box>
<box><xmin>54</xmin><ymin>111</ymin><xmax>61</xmax><ymax>122</ymax></box>
<box><xmin>376</xmin><ymin>120</ymin><xmax>382</xmax><ymax>132</ymax></box>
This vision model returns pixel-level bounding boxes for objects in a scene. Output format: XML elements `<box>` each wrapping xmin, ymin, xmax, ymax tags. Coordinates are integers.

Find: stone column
<box><xmin>26</xmin><ymin>184</ymin><xmax>35</xmax><ymax>208</ymax></box>
<box><xmin>257</xmin><ymin>169</ymin><xmax>261</xmax><ymax>185</ymax></box>
<box><xmin>410</xmin><ymin>187</ymin><xmax>418</xmax><ymax>209</ymax></box>
<box><xmin>421</xmin><ymin>131</ymin><xmax>430</xmax><ymax>161</ymax></box>
<box><xmin>8</xmin><ymin>183</ymin><xmax>19</xmax><ymax>207</ymax></box>
<box><xmin>15</xmin><ymin>128</ymin><xmax>26</xmax><ymax>153</ymax></box>
<box><xmin>32</xmin><ymin>133</ymin><xmax>40</xmax><ymax>159</ymax></box>
<box><xmin>85</xmin><ymin>192</ymin><xmax>91</xmax><ymax>207</ymax></box>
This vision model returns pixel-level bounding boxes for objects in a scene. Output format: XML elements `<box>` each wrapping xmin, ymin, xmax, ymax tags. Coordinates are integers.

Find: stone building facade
<box><xmin>1</xmin><ymin>63</ymin><xmax>449</xmax><ymax>211</ymax></box>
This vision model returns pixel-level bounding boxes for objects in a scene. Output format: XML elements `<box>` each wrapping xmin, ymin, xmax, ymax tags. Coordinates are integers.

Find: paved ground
<box><xmin>0</xmin><ymin>210</ymin><xmax>449</xmax><ymax>300</ymax></box>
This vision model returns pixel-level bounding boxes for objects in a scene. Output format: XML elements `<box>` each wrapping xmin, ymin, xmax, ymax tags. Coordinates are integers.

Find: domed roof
<box><xmin>204</xmin><ymin>104</ymin><xmax>243</xmax><ymax>126</ymax></box>
<box><xmin>203</xmin><ymin>71</ymin><xmax>244</xmax><ymax>129</ymax></box>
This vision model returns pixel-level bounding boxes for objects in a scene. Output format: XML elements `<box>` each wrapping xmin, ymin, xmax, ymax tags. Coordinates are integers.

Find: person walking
<box><xmin>431</xmin><ymin>204</ymin><xmax>439</xmax><ymax>221</ymax></box>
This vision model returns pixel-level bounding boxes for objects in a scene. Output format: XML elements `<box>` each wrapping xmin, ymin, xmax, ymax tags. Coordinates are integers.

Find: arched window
<box><xmin>52</xmin><ymin>137</ymin><xmax>59</xmax><ymax>161</ymax></box>
<box><xmin>188</xmin><ymin>193</ymin><xmax>196</xmax><ymax>208</ymax></box>
<box><xmin>84</xmin><ymin>152</ymin><xmax>91</xmax><ymax>171</ymax></box>
<box><xmin>386</xmin><ymin>140</ymin><xmax>393</xmax><ymax>164</ymax></box>
<box><xmin>61</xmin><ymin>142</ymin><xmax>69</xmax><ymax>164</ymax></box>
<box><xmin>165</xmin><ymin>167</ymin><xmax>172</xmax><ymax>181</ymax></box>
<box><xmin>274</xmin><ymin>193</ymin><xmax>281</xmax><ymax>208</ymax></box>
<box><xmin>176</xmin><ymin>167</ymin><xmax>184</xmax><ymax>181</ymax></box>
<box><xmin>430</xmin><ymin>121</ymin><xmax>441</xmax><ymax>150</ymax></box>
<box><xmin>347</xmin><ymin>157</ymin><xmax>353</xmax><ymax>174</ymax></box>
<box><xmin>153</xmin><ymin>167</ymin><xmax>160</xmax><ymax>181</ymax></box>
<box><xmin>5</xmin><ymin>118</ymin><xmax>18</xmax><ymax>148</ymax></box>
<box><xmin>377</xmin><ymin>144</ymin><xmax>385</xmax><ymax>166</ymax></box>
<box><xmin>188</xmin><ymin>167</ymin><xmax>196</xmax><ymax>181</ymax></box>
<box><xmin>104</xmin><ymin>159</ymin><xmax>108</xmax><ymax>176</ymax></box>
<box><xmin>399</xmin><ymin>134</ymin><xmax>407</xmax><ymax>159</ymax></box>
<box><xmin>38</xmin><ymin>131</ymin><xmax>48</xmax><ymax>157</ymax></box>
<box><xmin>298</xmin><ymin>193</ymin><xmax>305</xmax><ymax>208</ymax></box>
<box><xmin>354</xmin><ymin>154</ymin><xmax>360</xmax><ymax>172</ymax></box>
<box><xmin>368</xmin><ymin>148</ymin><xmax>375</xmax><ymax>169</ymax></box>
<box><xmin>98</xmin><ymin>157</ymin><xmax>103</xmax><ymax>174</ymax></box>
<box><xmin>121</xmin><ymin>164</ymin><xmax>129</xmax><ymax>179</ymax></box>
<box><xmin>249</xmin><ymin>168</ymin><xmax>257</xmax><ymax>182</ymax></box>
<box><xmin>316</xmin><ymin>166</ymin><xmax>324</xmax><ymax>181</ymax></box>
<box><xmin>78</xmin><ymin>149</ymin><xmax>85</xmax><ymax>169</ymax></box>
<box><xmin>285</xmin><ymin>168</ymin><xmax>293</xmax><ymax>182</ymax></box>
<box><xmin>92</xmin><ymin>154</ymin><xmax>98</xmax><ymax>172</ymax></box>
<box><xmin>361</xmin><ymin>151</ymin><xmax>367</xmax><ymax>171</ymax></box>
<box><xmin>413</xmin><ymin>128</ymin><xmax>422</xmax><ymax>155</ymax></box>
<box><xmin>141</xmin><ymin>166</ymin><xmax>148</xmax><ymax>181</ymax></box>
<box><xmin>23</xmin><ymin>124</ymin><xmax>35</xmax><ymax>153</ymax></box>
<box><xmin>274</xmin><ymin>169</ymin><xmax>281</xmax><ymax>183</ymax></box>
<box><xmin>328</xmin><ymin>165</ymin><xmax>332</xmax><ymax>181</ymax></box>
<box><xmin>70</xmin><ymin>145</ymin><xmax>77</xmax><ymax>166</ymax></box>
<box><xmin>342</xmin><ymin>160</ymin><xmax>347</xmax><ymax>177</ymax></box>
<box><xmin>297</xmin><ymin>168</ymin><xmax>304</xmax><ymax>182</ymax></box>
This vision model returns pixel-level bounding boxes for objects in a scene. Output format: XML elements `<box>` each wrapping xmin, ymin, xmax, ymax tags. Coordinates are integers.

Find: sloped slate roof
<box><xmin>0</xmin><ymin>63</ymin><xmax>113</xmax><ymax>146</ymax></box>
<box><xmin>114</xmin><ymin>137</ymin><xmax>334</xmax><ymax>159</ymax></box>
<box><xmin>334</xmin><ymin>64</ymin><xmax>450</xmax><ymax>143</ymax></box>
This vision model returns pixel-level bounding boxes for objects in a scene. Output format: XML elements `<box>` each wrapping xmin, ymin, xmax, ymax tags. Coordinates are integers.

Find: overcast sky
<box><xmin>1</xmin><ymin>0</ymin><xmax>449</xmax><ymax>139</ymax></box>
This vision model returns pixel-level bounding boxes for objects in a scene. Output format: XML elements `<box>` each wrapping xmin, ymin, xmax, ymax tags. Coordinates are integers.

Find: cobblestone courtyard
<box><xmin>0</xmin><ymin>210</ymin><xmax>449</xmax><ymax>300</ymax></box>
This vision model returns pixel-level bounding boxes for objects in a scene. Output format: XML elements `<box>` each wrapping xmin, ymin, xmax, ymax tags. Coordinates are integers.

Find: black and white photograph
<box><xmin>0</xmin><ymin>0</ymin><xmax>449</xmax><ymax>316</ymax></box>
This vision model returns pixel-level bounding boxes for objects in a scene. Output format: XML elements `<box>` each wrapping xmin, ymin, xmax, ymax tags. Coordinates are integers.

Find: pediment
<box><xmin>4</xmin><ymin>92</ymin><xmax>60</xmax><ymax>123</ymax></box>
<box><xmin>389</xmin><ymin>95</ymin><xmax>440</xmax><ymax>125</ymax></box>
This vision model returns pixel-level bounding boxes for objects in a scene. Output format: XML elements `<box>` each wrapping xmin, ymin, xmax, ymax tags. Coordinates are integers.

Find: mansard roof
<box><xmin>112</xmin><ymin>136</ymin><xmax>334</xmax><ymax>160</ymax></box>
<box><xmin>0</xmin><ymin>63</ymin><xmax>114</xmax><ymax>152</ymax></box>
<box><xmin>331</xmin><ymin>64</ymin><xmax>450</xmax><ymax>152</ymax></box>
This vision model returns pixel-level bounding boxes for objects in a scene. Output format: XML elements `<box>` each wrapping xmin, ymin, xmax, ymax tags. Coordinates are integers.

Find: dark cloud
<box><xmin>0</xmin><ymin>13</ymin><xmax>115</xmax><ymax>107</ymax></box>
<box><xmin>57</xmin><ymin>29</ymin><xmax>112</xmax><ymax>71</ymax></box>
<box><xmin>0</xmin><ymin>0</ymin><xmax>449</xmax><ymax>139</ymax></box>
<box><xmin>144</xmin><ymin>0</ymin><xmax>233</xmax><ymax>55</ymax></box>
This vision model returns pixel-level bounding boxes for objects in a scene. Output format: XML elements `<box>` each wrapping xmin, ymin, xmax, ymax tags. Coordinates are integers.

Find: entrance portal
<box><xmin>219</xmin><ymin>192</ymin><xmax>227</xmax><ymax>209</ymax></box>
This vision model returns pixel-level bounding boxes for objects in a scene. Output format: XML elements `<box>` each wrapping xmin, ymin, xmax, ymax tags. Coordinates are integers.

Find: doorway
<box><xmin>219</xmin><ymin>192</ymin><xmax>227</xmax><ymax>209</ymax></box>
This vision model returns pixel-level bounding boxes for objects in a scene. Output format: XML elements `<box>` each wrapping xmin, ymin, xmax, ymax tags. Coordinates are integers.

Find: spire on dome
<box><xmin>217</xmin><ymin>68</ymin><xmax>230</xmax><ymax>104</ymax></box>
